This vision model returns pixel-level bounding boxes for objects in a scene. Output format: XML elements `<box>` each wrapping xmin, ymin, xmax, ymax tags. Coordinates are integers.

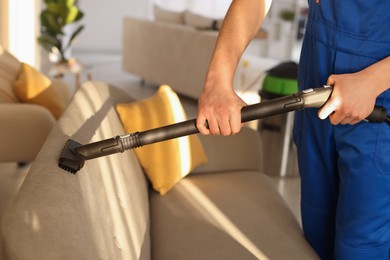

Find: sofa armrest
<box><xmin>0</xmin><ymin>103</ymin><xmax>55</xmax><ymax>162</ymax></box>
<box><xmin>192</xmin><ymin>127</ymin><xmax>263</xmax><ymax>174</ymax></box>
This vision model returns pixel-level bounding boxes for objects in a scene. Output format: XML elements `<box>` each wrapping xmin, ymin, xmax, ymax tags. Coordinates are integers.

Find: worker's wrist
<box><xmin>362</xmin><ymin>57</ymin><xmax>390</xmax><ymax>96</ymax></box>
<box><xmin>204</xmin><ymin>67</ymin><xmax>234</xmax><ymax>91</ymax></box>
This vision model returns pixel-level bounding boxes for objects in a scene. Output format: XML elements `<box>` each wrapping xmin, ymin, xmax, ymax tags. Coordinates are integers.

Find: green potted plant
<box><xmin>38</xmin><ymin>0</ymin><xmax>84</xmax><ymax>64</ymax></box>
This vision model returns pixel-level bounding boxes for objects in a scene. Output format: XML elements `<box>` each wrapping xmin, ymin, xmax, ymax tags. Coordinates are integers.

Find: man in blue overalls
<box><xmin>196</xmin><ymin>0</ymin><xmax>390</xmax><ymax>259</ymax></box>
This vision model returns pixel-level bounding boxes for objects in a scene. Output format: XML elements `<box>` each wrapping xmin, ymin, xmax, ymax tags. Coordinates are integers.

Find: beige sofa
<box><xmin>0</xmin><ymin>47</ymin><xmax>71</xmax><ymax>163</ymax></box>
<box><xmin>1</xmin><ymin>81</ymin><xmax>318</xmax><ymax>259</ymax></box>
<box><xmin>122</xmin><ymin>17</ymin><xmax>279</xmax><ymax>100</ymax></box>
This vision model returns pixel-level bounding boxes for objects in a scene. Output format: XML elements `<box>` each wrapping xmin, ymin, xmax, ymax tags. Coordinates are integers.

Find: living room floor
<box><xmin>0</xmin><ymin>52</ymin><xmax>302</xmax><ymax>244</ymax></box>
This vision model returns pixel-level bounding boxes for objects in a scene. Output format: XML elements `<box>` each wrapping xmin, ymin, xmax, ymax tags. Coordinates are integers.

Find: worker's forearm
<box><xmin>205</xmin><ymin>0</ymin><xmax>271</xmax><ymax>90</ymax></box>
<box><xmin>363</xmin><ymin>56</ymin><xmax>390</xmax><ymax>95</ymax></box>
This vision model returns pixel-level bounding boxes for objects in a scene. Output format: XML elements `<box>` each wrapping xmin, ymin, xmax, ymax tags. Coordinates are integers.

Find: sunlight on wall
<box><xmin>8</xmin><ymin>0</ymin><xmax>37</xmax><ymax>65</ymax></box>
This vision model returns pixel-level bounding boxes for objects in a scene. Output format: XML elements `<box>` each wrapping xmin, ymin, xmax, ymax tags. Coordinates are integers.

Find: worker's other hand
<box><xmin>318</xmin><ymin>72</ymin><xmax>379</xmax><ymax>125</ymax></box>
<box><xmin>197</xmin><ymin>83</ymin><xmax>246</xmax><ymax>136</ymax></box>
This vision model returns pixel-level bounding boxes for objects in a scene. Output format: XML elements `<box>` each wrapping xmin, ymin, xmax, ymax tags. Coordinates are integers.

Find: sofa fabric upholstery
<box><xmin>0</xmin><ymin>46</ymin><xmax>21</xmax><ymax>103</ymax></box>
<box><xmin>123</xmin><ymin>16</ymin><xmax>217</xmax><ymax>99</ymax></box>
<box><xmin>0</xmin><ymin>47</ymin><xmax>71</xmax><ymax>162</ymax></box>
<box><xmin>192</xmin><ymin>127</ymin><xmax>263</xmax><ymax>174</ymax></box>
<box><xmin>0</xmin><ymin>78</ymin><xmax>71</xmax><ymax>162</ymax></box>
<box><xmin>122</xmin><ymin>17</ymin><xmax>279</xmax><ymax>101</ymax></box>
<box><xmin>2</xmin><ymin>81</ymin><xmax>319</xmax><ymax>260</ymax></box>
<box><xmin>151</xmin><ymin>171</ymin><xmax>316</xmax><ymax>260</ymax></box>
<box><xmin>2</xmin><ymin>82</ymin><xmax>151</xmax><ymax>260</ymax></box>
<box><xmin>0</xmin><ymin>103</ymin><xmax>55</xmax><ymax>162</ymax></box>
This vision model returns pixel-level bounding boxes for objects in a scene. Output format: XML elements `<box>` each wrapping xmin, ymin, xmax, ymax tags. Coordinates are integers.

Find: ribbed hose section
<box><xmin>120</xmin><ymin>132</ymin><xmax>142</xmax><ymax>150</ymax></box>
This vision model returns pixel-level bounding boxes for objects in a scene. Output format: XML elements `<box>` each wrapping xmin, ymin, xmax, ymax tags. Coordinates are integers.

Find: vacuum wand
<box><xmin>58</xmin><ymin>86</ymin><xmax>388</xmax><ymax>174</ymax></box>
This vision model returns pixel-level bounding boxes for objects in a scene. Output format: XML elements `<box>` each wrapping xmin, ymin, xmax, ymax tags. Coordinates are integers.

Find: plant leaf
<box><xmin>46</xmin><ymin>3</ymin><xmax>61</xmax><ymax>15</ymax></box>
<box><xmin>44</xmin><ymin>0</ymin><xmax>59</xmax><ymax>6</ymax></box>
<box><xmin>63</xmin><ymin>6</ymin><xmax>81</xmax><ymax>24</ymax></box>
<box><xmin>74</xmin><ymin>10</ymin><xmax>84</xmax><ymax>22</ymax></box>
<box><xmin>40</xmin><ymin>0</ymin><xmax>84</xmax><ymax>56</ymax></box>
<box><xmin>63</xmin><ymin>25</ymin><xmax>84</xmax><ymax>51</ymax></box>
<box><xmin>64</xmin><ymin>0</ymin><xmax>75</xmax><ymax>8</ymax></box>
<box><xmin>40</xmin><ymin>10</ymin><xmax>63</xmax><ymax>35</ymax></box>
<box><xmin>37</xmin><ymin>35</ymin><xmax>61</xmax><ymax>52</ymax></box>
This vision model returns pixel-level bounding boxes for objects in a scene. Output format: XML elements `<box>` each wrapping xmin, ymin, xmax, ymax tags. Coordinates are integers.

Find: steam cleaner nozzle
<box><xmin>58</xmin><ymin>139</ymin><xmax>85</xmax><ymax>174</ymax></box>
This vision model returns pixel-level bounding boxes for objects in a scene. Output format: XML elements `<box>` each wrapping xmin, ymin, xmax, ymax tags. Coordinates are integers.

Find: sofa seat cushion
<box><xmin>150</xmin><ymin>170</ymin><xmax>319</xmax><ymax>260</ymax></box>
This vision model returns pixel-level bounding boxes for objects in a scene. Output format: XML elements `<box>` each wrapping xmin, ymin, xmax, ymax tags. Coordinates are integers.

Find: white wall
<box><xmin>73</xmin><ymin>0</ymin><xmax>150</xmax><ymax>54</ymax></box>
<box><xmin>73</xmin><ymin>0</ymin><xmax>232</xmax><ymax>54</ymax></box>
<box><xmin>154</xmin><ymin>0</ymin><xmax>230</xmax><ymax>18</ymax></box>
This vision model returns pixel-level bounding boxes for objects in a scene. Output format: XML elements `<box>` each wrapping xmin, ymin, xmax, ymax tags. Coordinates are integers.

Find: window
<box><xmin>0</xmin><ymin>0</ymin><xmax>9</xmax><ymax>48</ymax></box>
<box><xmin>6</xmin><ymin>0</ymin><xmax>40</xmax><ymax>66</ymax></box>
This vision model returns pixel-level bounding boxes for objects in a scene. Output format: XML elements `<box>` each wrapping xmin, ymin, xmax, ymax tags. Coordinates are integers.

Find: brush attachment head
<box><xmin>58</xmin><ymin>139</ymin><xmax>85</xmax><ymax>174</ymax></box>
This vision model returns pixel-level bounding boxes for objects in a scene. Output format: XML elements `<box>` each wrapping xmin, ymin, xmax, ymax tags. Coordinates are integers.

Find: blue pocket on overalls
<box><xmin>317</xmin><ymin>0</ymin><xmax>385</xmax><ymax>36</ymax></box>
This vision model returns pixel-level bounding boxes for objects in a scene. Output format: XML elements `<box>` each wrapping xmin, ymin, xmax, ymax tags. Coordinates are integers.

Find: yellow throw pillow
<box><xmin>12</xmin><ymin>63</ymin><xmax>66</xmax><ymax>119</ymax></box>
<box><xmin>116</xmin><ymin>85</ymin><xmax>208</xmax><ymax>195</ymax></box>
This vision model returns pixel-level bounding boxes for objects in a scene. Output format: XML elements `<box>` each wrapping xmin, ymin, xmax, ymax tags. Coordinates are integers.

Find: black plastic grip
<box><xmin>366</xmin><ymin>106</ymin><xmax>388</xmax><ymax>123</ymax></box>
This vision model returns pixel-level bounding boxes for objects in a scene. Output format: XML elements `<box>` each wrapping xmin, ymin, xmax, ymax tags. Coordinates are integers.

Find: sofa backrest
<box><xmin>122</xmin><ymin>16</ymin><xmax>218</xmax><ymax>99</ymax></box>
<box><xmin>0</xmin><ymin>46</ymin><xmax>21</xmax><ymax>103</ymax></box>
<box><xmin>2</xmin><ymin>82</ymin><xmax>151</xmax><ymax>260</ymax></box>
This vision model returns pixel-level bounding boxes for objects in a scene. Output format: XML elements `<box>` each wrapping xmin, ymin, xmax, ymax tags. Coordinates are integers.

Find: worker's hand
<box><xmin>318</xmin><ymin>72</ymin><xmax>379</xmax><ymax>125</ymax></box>
<box><xmin>196</xmin><ymin>80</ymin><xmax>246</xmax><ymax>136</ymax></box>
